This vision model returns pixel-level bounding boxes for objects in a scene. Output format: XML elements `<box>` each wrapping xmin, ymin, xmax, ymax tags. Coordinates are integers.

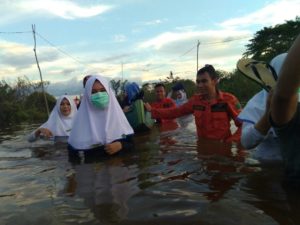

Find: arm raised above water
<box><xmin>271</xmin><ymin>35</ymin><xmax>300</xmax><ymax>126</ymax></box>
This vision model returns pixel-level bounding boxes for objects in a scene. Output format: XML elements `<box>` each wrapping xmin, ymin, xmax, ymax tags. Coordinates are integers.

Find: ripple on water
<box><xmin>0</xmin><ymin>120</ymin><xmax>296</xmax><ymax>225</ymax></box>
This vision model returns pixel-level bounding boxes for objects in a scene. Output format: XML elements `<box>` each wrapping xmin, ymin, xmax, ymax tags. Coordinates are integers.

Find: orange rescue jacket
<box><xmin>151</xmin><ymin>91</ymin><xmax>242</xmax><ymax>142</ymax></box>
<box><xmin>151</xmin><ymin>98</ymin><xmax>177</xmax><ymax>124</ymax></box>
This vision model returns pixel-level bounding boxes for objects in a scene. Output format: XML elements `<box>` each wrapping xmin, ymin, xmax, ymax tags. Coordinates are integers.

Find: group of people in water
<box><xmin>28</xmin><ymin>34</ymin><xmax>300</xmax><ymax>181</ymax></box>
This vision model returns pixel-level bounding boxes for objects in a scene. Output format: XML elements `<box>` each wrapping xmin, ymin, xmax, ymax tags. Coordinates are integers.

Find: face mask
<box><xmin>91</xmin><ymin>92</ymin><xmax>109</xmax><ymax>109</ymax></box>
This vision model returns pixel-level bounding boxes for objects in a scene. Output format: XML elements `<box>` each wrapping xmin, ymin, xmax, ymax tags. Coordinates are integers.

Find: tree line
<box><xmin>1</xmin><ymin>17</ymin><xmax>299</xmax><ymax>129</ymax></box>
<box><xmin>0</xmin><ymin>77</ymin><xmax>56</xmax><ymax>128</ymax></box>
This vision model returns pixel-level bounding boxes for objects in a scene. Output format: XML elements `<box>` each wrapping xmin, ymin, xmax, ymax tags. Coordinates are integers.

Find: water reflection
<box><xmin>66</xmin><ymin>157</ymin><xmax>140</xmax><ymax>224</ymax></box>
<box><xmin>0</xmin><ymin>117</ymin><xmax>299</xmax><ymax>225</ymax></box>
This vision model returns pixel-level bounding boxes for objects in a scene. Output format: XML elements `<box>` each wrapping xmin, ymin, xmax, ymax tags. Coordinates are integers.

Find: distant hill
<box><xmin>47</xmin><ymin>78</ymin><xmax>83</xmax><ymax>97</ymax></box>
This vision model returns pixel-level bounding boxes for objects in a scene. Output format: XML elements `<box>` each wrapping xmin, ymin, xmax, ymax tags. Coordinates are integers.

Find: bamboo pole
<box><xmin>196</xmin><ymin>40</ymin><xmax>200</xmax><ymax>73</ymax></box>
<box><xmin>32</xmin><ymin>24</ymin><xmax>49</xmax><ymax>116</ymax></box>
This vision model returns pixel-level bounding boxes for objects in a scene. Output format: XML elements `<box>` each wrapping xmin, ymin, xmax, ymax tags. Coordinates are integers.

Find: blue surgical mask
<box><xmin>91</xmin><ymin>92</ymin><xmax>109</xmax><ymax>109</ymax></box>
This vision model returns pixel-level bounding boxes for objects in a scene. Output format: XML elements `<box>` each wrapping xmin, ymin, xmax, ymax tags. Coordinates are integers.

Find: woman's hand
<box><xmin>105</xmin><ymin>142</ymin><xmax>122</xmax><ymax>155</ymax></box>
<box><xmin>144</xmin><ymin>102</ymin><xmax>152</xmax><ymax>112</ymax></box>
<box><xmin>123</xmin><ymin>106</ymin><xmax>131</xmax><ymax>113</ymax></box>
<box><xmin>35</xmin><ymin>128</ymin><xmax>53</xmax><ymax>138</ymax></box>
<box><xmin>254</xmin><ymin>90</ymin><xmax>273</xmax><ymax>135</ymax></box>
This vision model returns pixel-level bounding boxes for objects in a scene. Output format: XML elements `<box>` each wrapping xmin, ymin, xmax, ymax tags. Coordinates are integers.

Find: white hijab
<box><xmin>238</xmin><ymin>53</ymin><xmax>288</xmax><ymax>133</ymax></box>
<box><xmin>175</xmin><ymin>90</ymin><xmax>188</xmax><ymax>106</ymax></box>
<box><xmin>40</xmin><ymin>95</ymin><xmax>77</xmax><ymax>136</ymax></box>
<box><xmin>68</xmin><ymin>75</ymin><xmax>134</xmax><ymax>149</ymax></box>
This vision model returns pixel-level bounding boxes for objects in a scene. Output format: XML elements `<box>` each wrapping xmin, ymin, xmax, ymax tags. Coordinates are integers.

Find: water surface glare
<box><xmin>0</xmin><ymin>118</ymin><xmax>299</xmax><ymax>225</ymax></box>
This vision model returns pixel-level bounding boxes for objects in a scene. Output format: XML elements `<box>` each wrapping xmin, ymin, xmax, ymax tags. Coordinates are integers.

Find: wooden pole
<box><xmin>196</xmin><ymin>40</ymin><xmax>200</xmax><ymax>73</ymax></box>
<box><xmin>121</xmin><ymin>62</ymin><xmax>124</xmax><ymax>83</ymax></box>
<box><xmin>32</xmin><ymin>24</ymin><xmax>49</xmax><ymax>116</ymax></box>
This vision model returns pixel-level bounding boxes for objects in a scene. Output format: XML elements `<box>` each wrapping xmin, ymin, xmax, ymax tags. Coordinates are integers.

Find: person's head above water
<box><xmin>68</xmin><ymin>75</ymin><xmax>134</xmax><ymax>149</ymax></box>
<box><xmin>154</xmin><ymin>83</ymin><xmax>167</xmax><ymax>101</ymax></box>
<box><xmin>124</xmin><ymin>82</ymin><xmax>140</xmax><ymax>104</ymax></box>
<box><xmin>196</xmin><ymin>64</ymin><xmax>219</xmax><ymax>97</ymax></box>
<box><xmin>59</xmin><ymin>97</ymin><xmax>72</xmax><ymax>117</ymax></box>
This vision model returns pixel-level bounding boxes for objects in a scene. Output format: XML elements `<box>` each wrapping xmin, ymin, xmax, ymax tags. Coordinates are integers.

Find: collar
<box><xmin>199</xmin><ymin>90</ymin><xmax>224</xmax><ymax>101</ymax></box>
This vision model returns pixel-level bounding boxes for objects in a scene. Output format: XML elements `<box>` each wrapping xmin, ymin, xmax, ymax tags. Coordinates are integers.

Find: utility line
<box><xmin>179</xmin><ymin>44</ymin><xmax>197</xmax><ymax>57</ymax></box>
<box><xmin>0</xmin><ymin>31</ymin><xmax>31</xmax><ymax>34</ymax></box>
<box><xmin>35</xmin><ymin>32</ymin><xmax>89</xmax><ymax>67</ymax></box>
<box><xmin>201</xmin><ymin>36</ymin><xmax>250</xmax><ymax>45</ymax></box>
<box><xmin>0</xmin><ymin>29</ymin><xmax>251</xmax><ymax>77</ymax></box>
<box><xmin>139</xmin><ymin>35</ymin><xmax>251</xmax><ymax>72</ymax></box>
<box><xmin>36</xmin><ymin>32</ymin><xmax>112</xmax><ymax>74</ymax></box>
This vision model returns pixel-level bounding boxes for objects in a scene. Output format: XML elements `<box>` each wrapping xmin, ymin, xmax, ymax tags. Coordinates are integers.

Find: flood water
<box><xmin>0</xmin><ymin>116</ymin><xmax>299</xmax><ymax>225</ymax></box>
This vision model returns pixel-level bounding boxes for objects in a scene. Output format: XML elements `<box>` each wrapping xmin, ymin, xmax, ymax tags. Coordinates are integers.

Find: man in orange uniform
<box><xmin>145</xmin><ymin>65</ymin><xmax>242</xmax><ymax>142</ymax></box>
<box><xmin>150</xmin><ymin>83</ymin><xmax>177</xmax><ymax>124</ymax></box>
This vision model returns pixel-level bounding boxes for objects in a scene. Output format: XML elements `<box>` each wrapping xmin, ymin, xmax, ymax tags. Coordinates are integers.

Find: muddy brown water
<box><xmin>0</xmin><ymin>116</ymin><xmax>299</xmax><ymax>225</ymax></box>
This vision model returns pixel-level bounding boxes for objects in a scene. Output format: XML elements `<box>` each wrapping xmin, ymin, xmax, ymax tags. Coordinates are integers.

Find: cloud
<box><xmin>138</xmin><ymin>30</ymin><xmax>251</xmax><ymax>50</ymax></box>
<box><xmin>133</xmin><ymin>0</ymin><xmax>300</xmax><ymax>81</ymax></box>
<box><xmin>0</xmin><ymin>0</ymin><xmax>114</xmax><ymax>24</ymax></box>
<box><xmin>99</xmin><ymin>52</ymin><xmax>134</xmax><ymax>63</ymax></box>
<box><xmin>47</xmin><ymin>77</ymin><xmax>83</xmax><ymax>96</ymax></box>
<box><xmin>0</xmin><ymin>40</ymin><xmax>86</xmax><ymax>82</ymax></box>
<box><xmin>114</xmin><ymin>34</ymin><xmax>127</xmax><ymax>43</ymax></box>
<box><xmin>144</xmin><ymin>19</ymin><xmax>165</xmax><ymax>26</ymax></box>
<box><xmin>220</xmin><ymin>0</ymin><xmax>300</xmax><ymax>28</ymax></box>
<box><xmin>0</xmin><ymin>41</ymin><xmax>60</xmax><ymax>69</ymax></box>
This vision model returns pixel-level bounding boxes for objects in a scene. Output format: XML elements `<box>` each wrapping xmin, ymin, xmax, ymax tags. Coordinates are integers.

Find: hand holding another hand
<box><xmin>105</xmin><ymin>141</ymin><xmax>122</xmax><ymax>155</ymax></box>
<box><xmin>35</xmin><ymin>128</ymin><xmax>53</xmax><ymax>139</ymax></box>
<box><xmin>144</xmin><ymin>102</ymin><xmax>152</xmax><ymax>112</ymax></box>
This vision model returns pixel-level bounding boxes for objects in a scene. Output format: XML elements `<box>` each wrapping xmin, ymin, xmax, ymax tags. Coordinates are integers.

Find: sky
<box><xmin>0</xmin><ymin>0</ymin><xmax>299</xmax><ymax>96</ymax></box>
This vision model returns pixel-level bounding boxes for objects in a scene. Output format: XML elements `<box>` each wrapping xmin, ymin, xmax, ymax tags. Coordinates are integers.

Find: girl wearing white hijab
<box><xmin>174</xmin><ymin>89</ymin><xmax>188</xmax><ymax>106</ymax></box>
<box><xmin>68</xmin><ymin>75</ymin><xmax>134</xmax><ymax>158</ymax></box>
<box><xmin>27</xmin><ymin>95</ymin><xmax>77</xmax><ymax>142</ymax></box>
<box><xmin>238</xmin><ymin>53</ymin><xmax>287</xmax><ymax>161</ymax></box>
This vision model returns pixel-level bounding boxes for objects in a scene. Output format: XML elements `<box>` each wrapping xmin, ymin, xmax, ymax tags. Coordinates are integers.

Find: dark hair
<box><xmin>83</xmin><ymin>75</ymin><xmax>91</xmax><ymax>87</ymax></box>
<box><xmin>154</xmin><ymin>83</ymin><xmax>166</xmax><ymax>89</ymax></box>
<box><xmin>197</xmin><ymin>64</ymin><xmax>218</xmax><ymax>80</ymax></box>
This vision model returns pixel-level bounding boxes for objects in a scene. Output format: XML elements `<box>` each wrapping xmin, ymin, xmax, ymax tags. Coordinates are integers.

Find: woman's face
<box><xmin>92</xmin><ymin>80</ymin><xmax>106</xmax><ymax>94</ymax></box>
<box><xmin>60</xmin><ymin>98</ymin><xmax>71</xmax><ymax>116</ymax></box>
<box><xmin>175</xmin><ymin>91</ymin><xmax>182</xmax><ymax>99</ymax></box>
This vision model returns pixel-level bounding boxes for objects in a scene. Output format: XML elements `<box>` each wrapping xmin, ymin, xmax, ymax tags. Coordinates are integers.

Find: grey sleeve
<box><xmin>241</xmin><ymin>122</ymin><xmax>265</xmax><ymax>149</ymax></box>
<box><xmin>27</xmin><ymin>131</ymin><xmax>38</xmax><ymax>142</ymax></box>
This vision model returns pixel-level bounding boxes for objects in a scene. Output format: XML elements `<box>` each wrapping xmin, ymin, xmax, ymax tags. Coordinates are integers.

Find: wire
<box><xmin>201</xmin><ymin>36</ymin><xmax>250</xmax><ymax>46</ymax></box>
<box><xmin>179</xmin><ymin>44</ymin><xmax>197</xmax><ymax>57</ymax></box>
<box><xmin>139</xmin><ymin>35</ymin><xmax>251</xmax><ymax>72</ymax></box>
<box><xmin>35</xmin><ymin>32</ymin><xmax>116</xmax><ymax>74</ymax></box>
<box><xmin>0</xmin><ymin>29</ymin><xmax>251</xmax><ymax>78</ymax></box>
<box><xmin>0</xmin><ymin>31</ymin><xmax>31</xmax><ymax>34</ymax></box>
<box><xmin>35</xmin><ymin>32</ymin><xmax>88</xmax><ymax>66</ymax></box>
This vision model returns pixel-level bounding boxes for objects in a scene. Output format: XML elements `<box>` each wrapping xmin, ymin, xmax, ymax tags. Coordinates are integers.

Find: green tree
<box><xmin>110</xmin><ymin>79</ymin><xmax>128</xmax><ymax>95</ymax></box>
<box><xmin>0</xmin><ymin>77</ymin><xmax>55</xmax><ymax>128</ymax></box>
<box><xmin>142</xmin><ymin>77</ymin><xmax>197</xmax><ymax>103</ymax></box>
<box><xmin>244</xmin><ymin>17</ymin><xmax>300</xmax><ymax>62</ymax></box>
<box><xmin>24</xmin><ymin>92</ymin><xmax>56</xmax><ymax>122</ymax></box>
<box><xmin>0</xmin><ymin>81</ymin><xmax>18</xmax><ymax>127</ymax></box>
<box><xmin>218</xmin><ymin>69</ymin><xmax>261</xmax><ymax>105</ymax></box>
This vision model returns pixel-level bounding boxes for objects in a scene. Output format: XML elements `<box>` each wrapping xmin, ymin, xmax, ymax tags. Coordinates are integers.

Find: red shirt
<box><xmin>151</xmin><ymin>91</ymin><xmax>242</xmax><ymax>142</ymax></box>
<box><xmin>151</xmin><ymin>98</ymin><xmax>177</xmax><ymax>124</ymax></box>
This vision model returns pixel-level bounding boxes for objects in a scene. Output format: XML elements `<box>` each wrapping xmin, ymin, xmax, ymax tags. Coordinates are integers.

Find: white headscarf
<box><xmin>175</xmin><ymin>90</ymin><xmax>188</xmax><ymax>106</ymax></box>
<box><xmin>68</xmin><ymin>75</ymin><xmax>134</xmax><ymax>150</ymax></box>
<box><xmin>40</xmin><ymin>95</ymin><xmax>77</xmax><ymax>136</ymax></box>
